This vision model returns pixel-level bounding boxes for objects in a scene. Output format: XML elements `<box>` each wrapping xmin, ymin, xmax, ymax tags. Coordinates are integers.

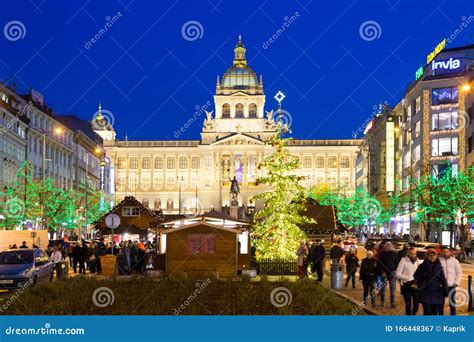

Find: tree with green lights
<box><xmin>409</xmin><ymin>165</ymin><xmax>474</xmax><ymax>244</ymax></box>
<box><xmin>309</xmin><ymin>186</ymin><xmax>384</xmax><ymax>233</ymax></box>
<box><xmin>252</xmin><ymin>125</ymin><xmax>315</xmax><ymax>260</ymax></box>
<box><xmin>0</xmin><ymin>162</ymin><xmax>110</xmax><ymax>236</ymax></box>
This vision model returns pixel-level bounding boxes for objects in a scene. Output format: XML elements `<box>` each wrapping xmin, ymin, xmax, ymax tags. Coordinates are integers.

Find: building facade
<box><xmin>96</xmin><ymin>37</ymin><xmax>362</xmax><ymax>217</ymax></box>
<box><xmin>357</xmin><ymin>41</ymin><xmax>474</xmax><ymax>239</ymax></box>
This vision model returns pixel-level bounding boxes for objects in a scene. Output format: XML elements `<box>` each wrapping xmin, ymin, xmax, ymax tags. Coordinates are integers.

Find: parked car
<box><xmin>0</xmin><ymin>249</ymin><xmax>54</xmax><ymax>290</ymax></box>
<box><xmin>340</xmin><ymin>236</ymin><xmax>358</xmax><ymax>253</ymax></box>
<box><xmin>413</xmin><ymin>242</ymin><xmax>465</xmax><ymax>261</ymax></box>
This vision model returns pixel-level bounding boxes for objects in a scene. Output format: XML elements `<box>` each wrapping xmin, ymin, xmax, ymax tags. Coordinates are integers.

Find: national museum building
<box><xmin>94</xmin><ymin>37</ymin><xmax>361</xmax><ymax>217</ymax></box>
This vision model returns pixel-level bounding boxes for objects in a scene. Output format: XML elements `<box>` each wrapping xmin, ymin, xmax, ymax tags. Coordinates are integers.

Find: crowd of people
<box><xmin>296</xmin><ymin>238</ymin><xmax>464</xmax><ymax>316</ymax></box>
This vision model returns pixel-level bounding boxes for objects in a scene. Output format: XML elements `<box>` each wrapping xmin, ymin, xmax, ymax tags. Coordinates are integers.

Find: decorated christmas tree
<box><xmin>252</xmin><ymin>100</ymin><xmax>315</xmax><ymax>259</ymax></box>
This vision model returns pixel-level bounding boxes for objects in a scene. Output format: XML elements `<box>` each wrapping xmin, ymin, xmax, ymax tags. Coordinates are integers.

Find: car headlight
<box><xmin>20</xmin><ymin>268</ymin><xmax>33</xmax><ymax>277</ymax></box>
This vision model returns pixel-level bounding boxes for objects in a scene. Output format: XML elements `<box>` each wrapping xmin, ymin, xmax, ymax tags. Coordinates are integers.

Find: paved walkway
<box><xmin>317</xmin><ymin>249</ymin><xmax>473</xmax><ymax>316</ymax></box>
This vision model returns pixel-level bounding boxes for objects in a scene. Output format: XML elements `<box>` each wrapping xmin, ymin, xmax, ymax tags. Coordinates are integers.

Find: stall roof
<box><xmin>160</xmin><ymin>211</ymin><xmax>251</xmax><ymax>227</ymax></box>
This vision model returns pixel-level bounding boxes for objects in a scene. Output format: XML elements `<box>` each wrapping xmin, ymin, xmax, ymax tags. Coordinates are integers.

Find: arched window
<box><xmin>142</xmin><ymin>198</ymin><xmax>149</xmax><ymax>208</ymax></box>
<box><xmin>154</xmin><ymin>198</ymin><xmax>161</xmax><ymax>209</ymax></box>
<box><xmin>235</xmin><ymin>103</ymin><xmax>244</xmax><ymax>118</ymax></box>
<box><xmin>249</xmin><ymin>103</ymin><xmax>257</xmax><ymax>118</ymax></box>
<box><xmin>166</xmin><ymin>198</ymin><xmax>174</xmax><ymax>209</ymax></box>
<box><xmin>222</xmin><ymin>104</ymin><xmax>230</xmax><ymax>118</ymax></box>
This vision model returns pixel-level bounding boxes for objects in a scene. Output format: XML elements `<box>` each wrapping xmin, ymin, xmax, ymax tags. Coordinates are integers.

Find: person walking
<box><xmin>439</xmin><ymin>246</ymin><xmax>462</xmax><ymax>315</ymax></box>
<box><xmin>51</xmin><ymin>246</ymin><xmax>63</xmax><ymax>279</ymax></box>
<box><xmin>344</xmin><ymin>249</ymin><xmax>359</xmax><ymax>288</ymax></box>
<box><xmin>310</xmin><ymin>240</ymin><xmax>326</xmax><ymax>282</ymax></box>
<box><xmin>395</xmin><ymin>247</ymin><xmax>422</xmax><ymax>315</ymax></box>
<box><xmin>329</xmin><ymin>243</ymin><xmax>343</xmax><ymax>264</ymax></box>
<box><xmin>397</xmin><ymin>243</ymin><xmax>410</xmax><ymax>265</ymax></box>
<box><xmin>377</xmin><ymin>243</ymin><xmax>398</xmax><ymax>308</ymax></box>
<box><xmin>296</xmin><ymin>241</ymin><xmax>308</xmax><ymax>279</ymax></box>
<box><xmin>78</xmin><ymin>240</ymin><xmax>88</xmax><ymax>274</ymax></box>
<box><xmin>360</xmin><ymin>251</ymin><xmax>378</xmax><ymax>308</ymax></box>
<box><xmin>72</xmin><ymin>243</ymin><xmax>81</xmax><ymax>274</ymax></box>
<box><xmin>130</xmin><ymin>241</ymin><xmax>139</xmax><ymax>273</ymax></box>
<box><xmin>414</xmin><ymin>249</ymin><xmax>448</xmax><ymax>315</ymax></box>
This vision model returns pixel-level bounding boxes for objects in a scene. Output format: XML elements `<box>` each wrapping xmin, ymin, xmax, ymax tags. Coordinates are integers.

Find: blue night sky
<box><xmin>1</xmin><ymin>0</ymin><xmax>473</xmax><ymax>141</ymax></box>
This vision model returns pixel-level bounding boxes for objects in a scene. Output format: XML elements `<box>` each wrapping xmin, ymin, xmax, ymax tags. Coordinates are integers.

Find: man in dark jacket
<box><xmin>360</xmin><ymin>250</ymin><xmax>378</xmax><ymax>308</ymax></box>
<box><xmin>396</xmin><ymin>242</ymin><xmax>409</xmax><ymax>265</ymax></box>
<box><xmin>377</xmin><ymin>243</ymin><xmax>398</xmax><ymax>307</ymax></box>
<box><xmin>414</xmin><ymin>249</ymin><xmax>448</xmax><ymax>315</ymax></box>
<box><xmin>310</xmin><ymin>240</ymin><xmax>326</xmax><ymax>282</ymax></box>
<box><xmin>329</xmin><ymin>243</ymin><xmax>343</xmax><ymax>263</ymax></box>
<box><xmin>72</xmin><ymin>243</ymin><xmax>81</xmax><ymax>274</ymax></box>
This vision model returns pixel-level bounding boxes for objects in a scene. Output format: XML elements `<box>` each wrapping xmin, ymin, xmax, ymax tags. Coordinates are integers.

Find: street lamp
<box><xmin>40</xmin><ymin>126</ymin><xmax>64</xmax><ymax>229</ymax></box>
<box><xmin>177</xmin><ymin>176</ymin><xmax>184</xmax><ymax>215</ymax></box>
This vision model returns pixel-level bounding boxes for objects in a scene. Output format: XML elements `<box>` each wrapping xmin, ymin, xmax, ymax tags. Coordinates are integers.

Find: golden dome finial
<box><xmin>233</xmin><ymin>35</ymin><xmax>246</xmax><ymax>66</ymax></box>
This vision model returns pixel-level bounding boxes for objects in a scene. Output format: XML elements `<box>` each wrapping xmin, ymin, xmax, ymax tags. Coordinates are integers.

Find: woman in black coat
<box><xmin>414</xmin><ymin>249</ymin><xmax>448</xmax><ymax>315</ymax></box>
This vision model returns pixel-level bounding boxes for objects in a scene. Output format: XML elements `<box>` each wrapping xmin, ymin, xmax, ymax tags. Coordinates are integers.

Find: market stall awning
<box><xmin>100</xmin><ymin>224</ymin><xmax>148</xmax><ymax>235</ymax></box>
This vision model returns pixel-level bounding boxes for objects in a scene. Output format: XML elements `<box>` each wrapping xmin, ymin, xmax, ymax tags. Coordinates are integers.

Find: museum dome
<box><xmin>220</xmin><ymin>36</ymin><xmax>260</xmax><ymax>90</ymax></box>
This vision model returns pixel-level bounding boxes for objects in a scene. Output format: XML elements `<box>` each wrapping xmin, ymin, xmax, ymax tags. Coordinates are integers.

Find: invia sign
<box><xmin>432</xmin><ymin>57</ymin><xmax>462</xmax><ymax>73</ymax></box>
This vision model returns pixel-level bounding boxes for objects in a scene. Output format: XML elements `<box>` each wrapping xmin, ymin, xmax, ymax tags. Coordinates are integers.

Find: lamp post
<box><xmin>177</xmin><ymin>176</ymin><xmax>184</xmax><ymax>214</ymax></box>
<box><xmin>40</xmin><ymin>126</ymin><xmax>64</xmax><ymax>230</ymax></box>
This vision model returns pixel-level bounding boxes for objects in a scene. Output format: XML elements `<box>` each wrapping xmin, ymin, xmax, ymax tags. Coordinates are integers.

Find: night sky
<box><xmin>1</xmin><ymin>0</ymin><xmax>473</xmax><ymax>141</ymax></box>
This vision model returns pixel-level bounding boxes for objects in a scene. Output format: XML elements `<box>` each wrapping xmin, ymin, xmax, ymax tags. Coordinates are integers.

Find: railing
<box><xmin>256</xmin><ymin>258</ymin><xmax>298</xmax><ymax>275</ymax></box>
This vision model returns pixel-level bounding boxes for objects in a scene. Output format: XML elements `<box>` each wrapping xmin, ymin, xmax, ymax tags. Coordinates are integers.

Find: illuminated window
<box><xmin>415</xmin><ymin>120</ymin><xmax>421</xmax><ymax>137</ymax></box>
<box><xmin>142</xmin><ymin>157</ymin><xmax>150</xmax><ymax>169</ymax></box>
<box><xmin>432</xmin><ymin>87</ymin><xmax>458</xmax><ymax>105</ymax></box>
<box><xmin>129</xmin><ymin>177</ymin><xmax>137</xmax><ymax>190</ymax></box>
<box><xmin>153</xmin><ymin>176</ymin><xmax>163</xmax><ymax>189</ymax></box>
<box><xmin>154</xmin><ymin>198</ymin><xmax>161</xmax><ymax>209</ymax></box>
<box><xmin>431</xmin><ymin>137</ymin><xmax>458</xmax><ymax>156</ymax></box>
<box><xmin>187</xmin><ymin>234</ymin><xmax>216</xmax><ymax>254</ymax></box>
<box><xmin>222</xmin><ymin>104</ymin><xmax>230</xmax><ymax>118</ymax></box>
<box><xmin>166</xmin><ymin>198</ymin><xmax>173</xmax><ymax>209</ymax></box>
<box><xmin>117</xmin><ymin>157</ymin><xmax>126</xmax><ymax>169</ymax></box>
<box><xmin>302</xmin><ymin>156</ymin><xmax>312</xmax><ymax>169</ymax></box>
<box><xmin>166</xmin><ymin>157</ymin><xmax>175</xmax><ymax>169</ymax></box>
<box><xmin>191</xmin><ymin>157</ymin><xmax>200</xmax><ymax>169</ymax></box>
<box><xmin>142</xmin><ymin>198</ymin><xmax>149</xmax><ymax>208</ymax></box>
<box><xmin>166</xmin><ymin>176</ymin><xmax>175</xmax><ymax>190</ymax></box>
<box><xmin>141</xmin><ymin>176</ymin><xmax>150</xmax><ymax>190</ymax></box>
<box><xmin>340</xmin><ymin>156</ymin><xmax>350</xmax><ymax>168</ymax></box>
<box><xmin>235</xmin><ymin>103</ymin><xmax>244</xmax><ymax>118</ymax></box>
<box><xmin>179</xmin><ymin>157</ymin><xmax>187</xmax><ymax>169</ymax></box>
<box><xmin>122</xmin><ymin>206</ymin><xmax>140</xmax><ymax>217</ymax></box>
<box><xmin>315</xmin><ymin>156</ymin><xmax>325</xmax><ymax>168</ymax></box>
<box><xmin>130</xmin><ymin>157</ymin><xmax>138</xmax><ymax>169</ymax></box>
<box><xmin>431</xmin><ymin>111</ymin><xmax>459</xmax><ymax>131</ymax></box>
<box><xmin>154</xmin><ymin>157</ymin><xmax>163</xmax><ymax>169</ymax></box>
<box><xmin>415</xmin><ymin>96</ymin><xmax>421</xmax><ymax>113</ymax></box>
<box><xmin>249</xmin><ymin>103</ymin><xmax>257</xmax><ymax>118</ymax></box>
<box><xmin>328</xmin><ymin>156</ymin><xmax>337</xmax><ymax>168</ymax></box>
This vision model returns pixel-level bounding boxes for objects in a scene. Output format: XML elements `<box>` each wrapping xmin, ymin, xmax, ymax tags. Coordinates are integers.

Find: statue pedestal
<box><xmin>230</xmin><ymin>199</ymin><xmax>239</xmax><ymax>219</ymax></box>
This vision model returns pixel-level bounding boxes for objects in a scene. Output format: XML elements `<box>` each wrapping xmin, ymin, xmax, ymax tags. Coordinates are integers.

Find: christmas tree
<box><xmin>252</xmin><ymin>119</ymin><xmax>315</xmax><ymax>259</ymax></box>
